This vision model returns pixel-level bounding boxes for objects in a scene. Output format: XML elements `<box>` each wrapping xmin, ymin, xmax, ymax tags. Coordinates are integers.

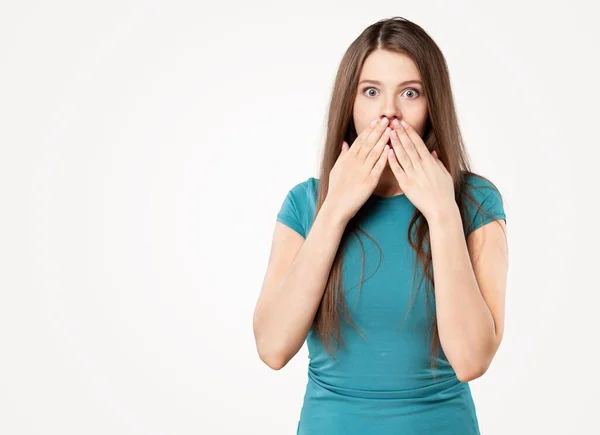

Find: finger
<box><xmin>370</xmin><ymin>144</ymin><xmax>390</xmax><ymax>176</ymax></box>
<box><xmin>437</xmin><ymin>158</ymin><xmax>447</xmax><ymax>171</ymax></box>
<box><xmin>431</xmin><ymin>149</ymin><xmax>442</xmax><ymax>165</ymax></box>
<box><xmin>350</xmin><ymin>119</ymin><xmax>379</xmax><ymax>156</ymax></box>
<box><xmin>364</xmin><ymin>127</ymin><xmax>391</xmax><ymax>165</ymax></box>
<box><xmin>432</xmin><ymin>151</ymin><xmax>448</xmax><ymax>172</ymax></box>
<box><xmin>341</xmin><ymin>141</ymin><xmax>349</xmax><ymax>154</ymax></box>
<box><xmin>400</xmin><ymin>120</ymin><xmax>431</xmax><ymax>161</ymax></box>
<box><xmin>395</xmin><ymin>123</ymin><xmax>421</xmax><ymax>167</ymax></box>
<box><xmin>360</xmin><ymin>117</ymin><xmax>390</xmax><ymax>157</ymax></box>
<box><xmin>389</xmin><ymin>128</ymin><xmax>413</xmax><ymax>172</ymax></box>
<box><xmin>387</xmin><ymin>146</ymin><xmax>408</xmax><ymax>184</ymax></box>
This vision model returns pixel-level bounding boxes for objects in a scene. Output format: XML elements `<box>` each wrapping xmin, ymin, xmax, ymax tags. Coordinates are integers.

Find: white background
<box><xmin>1</xmin><ymin>1</ymin><xmax>598</xmax><ymax>434</ymax></box>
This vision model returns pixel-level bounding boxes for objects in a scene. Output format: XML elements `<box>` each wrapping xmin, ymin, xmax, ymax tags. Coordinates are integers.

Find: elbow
<box><xmin>456</xmin><ymin>360</ymin><xmax>489</xmax><ymax>383</ymax></box>
<box><xmin>256</xmin><ymin>342</ymin><xmax>289</xmax><ymax>370</ymax></box>
<box><xmin>456</xmin><ymin>368</ymin><xmax>484</xmax><ymax>383</ymax></box>
<box><xmin>259</xmin><ymin>351</ymin><xmax>288</xmax><ymax>371</ymax></box>
<box><xmin>253</xmin><ymin>325</ymin><xmax>289</xmax><ymax>371</ymax></box>
<box><xmin>454</xmin><ymin>339</ymin><xmax>499</xmax><ymax>382</ymax></box>
<box><xmin>253</xmin><ymin>313</ymin><xmax>296</xmax><ymax>371</ymax></box>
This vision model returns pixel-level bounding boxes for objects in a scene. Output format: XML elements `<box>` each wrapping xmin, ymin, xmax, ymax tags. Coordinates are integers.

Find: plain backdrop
<box><xmin>1</xmin><ymin>1</ymin><xmax>598</xmax><ymax>434</ymax></box>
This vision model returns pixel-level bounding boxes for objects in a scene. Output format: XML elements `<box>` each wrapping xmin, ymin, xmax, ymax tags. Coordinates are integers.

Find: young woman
<box><xmin>253</xmin><ymin>16</ymin><xmax>508</xmax><ymax>435</ymax></box>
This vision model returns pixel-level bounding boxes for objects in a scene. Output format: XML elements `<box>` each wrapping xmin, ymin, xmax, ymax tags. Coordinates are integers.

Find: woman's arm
<box><xmin>428</xmin><ymin>205</ymin><xmax>508</xmax><ymax>382</ymax></box>
<box><xmin>253</xmin><ymin>200</ymin><xmax>348</xmax><ymax>370</ymax></box>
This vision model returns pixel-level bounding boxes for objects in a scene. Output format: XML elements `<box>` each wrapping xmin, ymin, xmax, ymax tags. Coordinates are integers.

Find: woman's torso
<box><xmin>293</xmin><ymin>178</ymin><xmax>481</xmax><ymax>435</ymax></box>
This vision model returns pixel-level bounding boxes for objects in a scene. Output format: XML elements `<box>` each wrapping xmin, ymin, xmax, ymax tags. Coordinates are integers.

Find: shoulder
<box><xmin>286</xmin><ymin>176</ymin><xmax>319</xmax><ymax>199</ymax></box>
<box><xmin>460</xmin><ymin>172</ymin><xmax>506</xmax><ymax>236</ymax></box>
<box><xmin>460</xmin><ymin>171</ymin><xmax>506</xmax><ymax>209</ymax></box>
<box><xmin>276</xmin><ymin>177</ymin><xmax>320</xmax><ymax>238</ymax></box>
<box><xmin>461</xmin><ymin>172</ymin><xmax>502</xmax><ymax>197</ymax></box>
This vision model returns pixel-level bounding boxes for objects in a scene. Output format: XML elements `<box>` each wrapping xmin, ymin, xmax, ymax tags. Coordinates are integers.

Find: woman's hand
<box><xmin>325</xmin><ymin>118</ymin><xmax>392</xmax><ymax>223</ymax></box>
<box><xmin>387</xmin><ymin>119</ymin><xmax>456</xmax><ymax>222</ymax></box>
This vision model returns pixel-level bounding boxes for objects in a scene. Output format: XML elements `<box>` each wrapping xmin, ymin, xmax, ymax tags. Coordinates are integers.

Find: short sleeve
<box><xmin>276</xmin><ymin>178</ymin><xmax>317</xmax><ymax>238</ymax></box>
<box><xmin>462</xmin><ymin>175</ymin><xmax>506</xmax><ymax>236</ymax></box>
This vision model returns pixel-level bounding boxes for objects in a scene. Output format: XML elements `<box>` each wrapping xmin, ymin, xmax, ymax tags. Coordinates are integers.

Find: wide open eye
<box><xmin>402</xmin><ymin>88</ymin><xmax>420</xmax><ymax>99</ymax></box>
<box><xmin>362</xmin><ymin>87</ymin><xmax>421</xmax><ymax>99</ymax></box>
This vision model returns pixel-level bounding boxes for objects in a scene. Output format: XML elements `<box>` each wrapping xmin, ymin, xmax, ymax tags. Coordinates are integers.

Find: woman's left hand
<box><xmin>387</xmin><ymin>119</ymin><xmax>456</xmax><ymax>222</ymax></box>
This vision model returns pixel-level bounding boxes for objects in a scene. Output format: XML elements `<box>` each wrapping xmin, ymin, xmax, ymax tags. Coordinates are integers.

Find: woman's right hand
<box><xmin>324</xmin><ymin>117</ymin><xmax>392</xmax><ymax>223</ymax></box>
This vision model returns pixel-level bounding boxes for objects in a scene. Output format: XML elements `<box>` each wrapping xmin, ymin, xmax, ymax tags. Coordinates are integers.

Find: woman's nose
<box><xmin>380</xmin><ymin>102</ymin><xmax>400</xmax><ymax>125</ymax></box>
<box><xmin>379</xmin><ymin>114</ymin><xmax>400</xmax><ymax>127</ymax></box>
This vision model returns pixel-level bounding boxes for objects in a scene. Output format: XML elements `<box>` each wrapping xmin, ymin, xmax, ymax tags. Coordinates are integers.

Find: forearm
<box><xmin>428</xmin><ymin>204</ymin><xmax>496</xmax><ymax>380</ymax></box>
<box><xmin>255</xmin><ymin>200</ymin><xmax>348</xmax><ymax>367</ymax></box>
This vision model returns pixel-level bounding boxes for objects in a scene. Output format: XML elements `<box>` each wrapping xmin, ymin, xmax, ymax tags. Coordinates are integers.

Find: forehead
<box><xmin>359</xmin><ymin>49</ymin><xmax>421</xmax><ymax>81</ymax></box>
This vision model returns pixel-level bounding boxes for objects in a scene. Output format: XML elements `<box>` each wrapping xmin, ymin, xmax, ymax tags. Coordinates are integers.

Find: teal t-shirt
<box><xmin>276</xmin><ymin>174</ymin><xmax>506</xmax><ymax>435</ymax></box>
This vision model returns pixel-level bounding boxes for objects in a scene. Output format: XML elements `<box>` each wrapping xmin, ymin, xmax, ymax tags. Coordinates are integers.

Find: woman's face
<box><xmin>353</xmin><ymin>49</ymin><xmax>428</xmax><ymax>143</ymax></box>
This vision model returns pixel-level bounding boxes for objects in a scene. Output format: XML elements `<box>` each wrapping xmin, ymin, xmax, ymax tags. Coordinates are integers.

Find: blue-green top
<box><xmin>276</xmin><ymin>174</ymin><xmax>506</xmax><ymax>435</ymax></box>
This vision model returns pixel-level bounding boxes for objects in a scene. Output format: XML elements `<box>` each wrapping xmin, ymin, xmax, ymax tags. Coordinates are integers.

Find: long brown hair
<box><xmin>312</xmin><ymin>16</ymin><xmax>505</xmax><ymax>375</ymax></box>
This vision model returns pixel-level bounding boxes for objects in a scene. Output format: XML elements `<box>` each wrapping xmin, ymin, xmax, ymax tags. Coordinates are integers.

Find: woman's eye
<box><xmin>363</xmin><ymin>87</ymin><xmax>421</xmax><ymax>98</ymax></box>
<box><xmin>364</xmin><ymin>87</ymin><xmax>378</xmax><ymax>97</ymax></box>
<box><xmin>403</xmin><ymin>88</ymin><xmax>420</xmax><ymax>99</ymax></box>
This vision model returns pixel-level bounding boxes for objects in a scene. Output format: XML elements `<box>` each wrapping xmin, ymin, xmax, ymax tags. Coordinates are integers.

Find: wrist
<box><xmin>320</xmin><ymin>198</ymin><xmax>351</xmax><ymax>228</ymax></box>
<box><xmin>426</xmin><ymin>201</ymin><xmax>461</xmax><ymax>229</ymax></box>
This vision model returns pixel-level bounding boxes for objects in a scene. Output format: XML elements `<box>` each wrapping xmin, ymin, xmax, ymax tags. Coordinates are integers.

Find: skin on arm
<box><xmin>466</xmin><ymin>218</ymin><xmax>508</xmax><ymax>369</ymax></box>
<box><xmin>384</xmin><ymin>112</ymin><xmax>508</xmax><ymax>382</ymax></box>
<box><xmin>252</xmin><ymin>201</ymin><xmax>348</xmax><ymax>370</ymax></box>
<box><xmin>428</xmin><ymin>208</ymin><xmax>508</xmax><ymax>382</ymax></box>
<box><xmin>253</xmin><ymin>118</ymin><xmax>391</xmax><ymax>371</ymax></box>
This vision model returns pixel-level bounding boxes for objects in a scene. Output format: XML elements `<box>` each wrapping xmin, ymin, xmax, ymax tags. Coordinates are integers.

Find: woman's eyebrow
<box><xmin>358</xmin><ymin>79</ymin><xmax>422</xmax><ymax>87</ymax></box>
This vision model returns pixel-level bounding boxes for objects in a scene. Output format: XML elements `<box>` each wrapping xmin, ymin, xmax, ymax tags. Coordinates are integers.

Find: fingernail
<box><xmin>380</xmin><ymin>117</ymin><xmax>389</xmax><ymax>125</ymax></box>
<box><xmin>400</xmin><ymin>120</ymin><xmax>408</xmax><ymax>128</ymax></box>
<box><xmin>369</xmin><ymin>119</ymin><xmax>378</xmax><ymax>128</ymax></box>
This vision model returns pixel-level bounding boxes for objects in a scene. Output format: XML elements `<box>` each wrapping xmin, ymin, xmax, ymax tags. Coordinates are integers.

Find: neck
<box><xmin>374</xmin><ymin>166</ymin><xmax>403</xmax><ymax>196</ymax></box>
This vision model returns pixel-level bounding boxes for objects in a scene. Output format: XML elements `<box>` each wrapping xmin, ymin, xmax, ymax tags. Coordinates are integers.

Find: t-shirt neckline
<box><xmin>370</xmin><ymin>192</ymin><xmax>407</xmax><ymax>202</ymax></box>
